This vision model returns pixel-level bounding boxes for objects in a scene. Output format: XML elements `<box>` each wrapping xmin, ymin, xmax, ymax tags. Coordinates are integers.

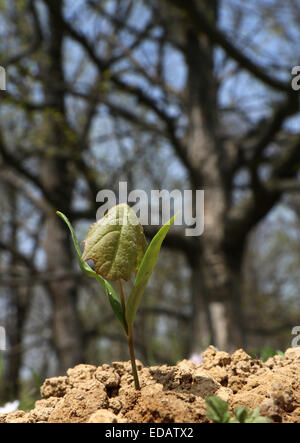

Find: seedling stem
<box><xmin>118</xmin><ymin>279</ymin><xmax>140</xmax><ymax>389</ymax></box>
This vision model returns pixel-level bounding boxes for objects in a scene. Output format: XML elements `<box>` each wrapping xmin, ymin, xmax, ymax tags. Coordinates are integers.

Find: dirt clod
<box><xmin>1</xmin><ymin>347</ymin><xmax>299</xmax><ymax>423</ymax></box>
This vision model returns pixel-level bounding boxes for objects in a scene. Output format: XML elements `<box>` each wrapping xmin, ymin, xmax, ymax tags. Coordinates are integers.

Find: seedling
<box><xmin>57</xmin><ymin>204</ymin><xmax>177</xmax><ymax>390</ymax></box>
<box><xmin>205</xmin><ymin>396</ymin><xmax>272</xmax><ymax>423</ymax></box>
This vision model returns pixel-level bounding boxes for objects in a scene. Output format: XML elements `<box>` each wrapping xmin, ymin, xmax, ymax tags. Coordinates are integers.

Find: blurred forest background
<box><xmin>0</xmin><ymin>0</ymin><xmax>300</xmax><ymax>406</ymax></box>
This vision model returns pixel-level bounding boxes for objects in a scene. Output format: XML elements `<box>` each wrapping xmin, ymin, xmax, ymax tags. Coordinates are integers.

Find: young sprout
<box><xmin>57</xmin><ymin>204</ymin><xmax>176</xmax><ymax>390</ymax></box>
<box><xmin>205</xmin><ymin>396</ymin><xmax>272</xmax><ymax>423</ymax></box>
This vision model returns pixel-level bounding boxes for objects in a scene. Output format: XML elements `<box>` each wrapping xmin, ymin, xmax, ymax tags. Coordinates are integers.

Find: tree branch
<box><xmin>170</xmin><ymin>0</ymin><xmax>294</xmax><ymax>92</ymax></box>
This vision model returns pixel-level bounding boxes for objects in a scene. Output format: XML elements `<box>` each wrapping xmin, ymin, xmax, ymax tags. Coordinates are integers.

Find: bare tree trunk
<box><xmin>188</xmin><ymin>255</ymin><xmax>214</xmax><ymax>353</ymax></box>
<box><xmin>209</xmin><ymin>264</ymin><xmax>246</xmax><ymax>352</ymax></box>
<box><xmin>40</xmin><ymin>0</ymin><xmax>84</xmax><ymax>373</ymax></box>
<box><xmin>43</xmin><ymin>208</ymin><xmax>83</xmax><ymax>372</ymax></box>
<box><xmin>184</xmin><ymin>2</ymin><xmax>245</xmax><ymax>351</ymax></box>
<box><xmin>190</xmin><ymin>251</ymin><xmax>246</xmax><ymax>352</ymax></box>
<box><xmin>3</xmin><ymin>287</ymin><xmax>29</xmax><ymax>401</ymax></box>
<box><xmin>1</xmin><ymin>186</ymin><xmax>30</xmax><ymax>401</ymax></box>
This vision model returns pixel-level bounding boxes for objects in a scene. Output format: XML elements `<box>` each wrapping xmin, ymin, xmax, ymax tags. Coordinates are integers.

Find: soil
<box><xmin>1</xmin><ymin>346</ymin><xmax>299</xmax><ymax>423</ymax></box>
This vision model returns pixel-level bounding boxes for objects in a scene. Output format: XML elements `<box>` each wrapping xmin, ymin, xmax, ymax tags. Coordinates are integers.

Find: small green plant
<box><xmin>205</xmin><ymin>396</ymin><xmax>272</xmax><ymax>423</ymax></box>
<box><xmin>260</xmin><ymin>347</ymin><xmax>284</xmax><ymax>363</ymax></box>
<box><xmin>57</xmin><ymin>204</ymin><xmax>177</xmax><ymax>390</ymax></box>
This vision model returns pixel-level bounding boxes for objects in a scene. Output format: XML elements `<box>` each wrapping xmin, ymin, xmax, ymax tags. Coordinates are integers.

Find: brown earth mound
<box><xmin>1</xmin><ymin>347</ymin><xmax>299</xmax><ymax>423</ymax></box>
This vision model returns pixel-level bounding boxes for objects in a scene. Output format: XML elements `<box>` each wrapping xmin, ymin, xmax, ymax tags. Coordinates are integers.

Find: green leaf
<box><xmin>82</xmin><ymin>204</ymin><xmax>147</xmax><ymax>282</ymax></box>
<box><xmin>250</xmin><ymin>407</ymin><xmax>261</xmax><ymax>419</ymax></box>
<box><xmin>234</xmin><ymin>405</ymin><xmax>250</xmax><ymax>423</ymax></box>
<box><xmin>92</xmin><ymin>274</ymin><xmax>126</xmax><ymax>333</ymax></box>
<box><xmin>244</xmin><ymin>408</ymin><xmax>272</xmax><ymax>423</ymax></box>
<box><xmin>205</xmin><ymin>395</ymin><xmax>272</xmax><ymax>424</ymax></box>
<box><xmin>56</xmin><ymin>211</ymin><xmax>96</xmax><ymax>278</ymax></box>
<box><xmin>205</xmin><ymin>396</ymin><xmax>231</xmax><ymax>423</ymax></box>
<box><xmin>126</xmin><ymin>213</ymin><xmax>178</xmax><ymax>328</ymax></box>
<box><xmin>56</xmin><ymin>211</ymin><xmax>127</xmax><ymax>332</ymax></box>
<box><xmin>234</xmin><ymin>405</ymin><xmax>272</xmax><ymax>423</ymax></box>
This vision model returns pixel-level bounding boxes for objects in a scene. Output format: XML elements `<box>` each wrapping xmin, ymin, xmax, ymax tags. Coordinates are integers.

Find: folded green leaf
<box><xmin>95</xmin><ymin>274</ymin><xmax>127</xmax><ymax>333</ymax></box>
<box><xmin>82</xmin><ymin>204</ymin><xmax>147</xmax><ymax>282</ymax></box>
<box><xmin>56</xmin><ymin>211</ymin><xmax>127</xmax><ymax>332</ymax></box>
<box><xmin>126</xmin><ymin>213</ymin><xmax>178</xmax><ymax>327</ymax></box>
